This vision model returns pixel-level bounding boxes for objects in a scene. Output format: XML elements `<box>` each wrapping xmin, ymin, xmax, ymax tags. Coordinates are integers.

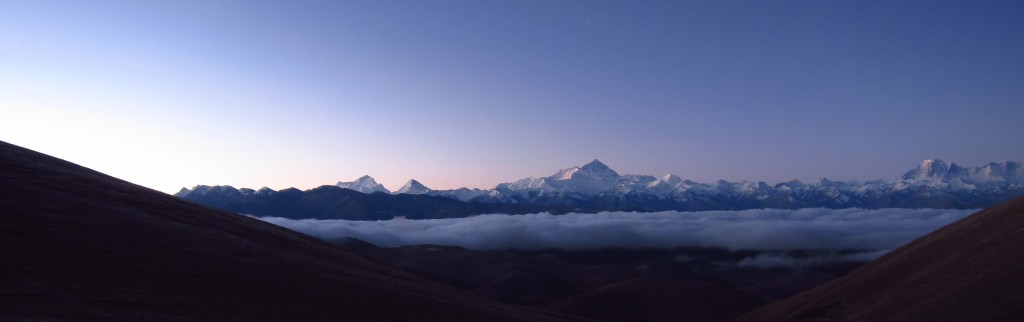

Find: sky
<box><xmin>2</xmin><ymin>1</ymin><xmax>1023</xmax><ymax>194</ymax></box>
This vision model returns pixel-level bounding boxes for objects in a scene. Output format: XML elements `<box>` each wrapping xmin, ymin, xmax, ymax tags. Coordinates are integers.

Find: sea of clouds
<box><xmin>257</xmin><ymin>208</ymin><xmax>975</xmax><ymax>256</ymax></box>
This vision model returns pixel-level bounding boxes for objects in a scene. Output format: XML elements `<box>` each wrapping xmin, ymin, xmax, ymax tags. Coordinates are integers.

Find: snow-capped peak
<box><xmin>581</xmin><ymin>159</ymin><xmax>612</xmax><ymax>171</ymax></box>
<box><xmin>336</xmin><ymin>175</ymin><xmax>391</xmax><ymax>194</ymax></box>
<box><xmin>551</xmin><ymin>166</ymin><xmax>580</xmax><ymax>180</ymax></box>
<box><xmin>356</xmin><ymin>175</ymin><xmax>376</xmax><ymax>183</ymax></box>
<box><xmin>662</xmin><ymin>174</ymin><xmax>683</xmax><ymax>186</ymax></box>
<box><xmin>183</xmin><ymin>158</ymin><xmax>1024</xmax><ymax>211</ymax></box>
<box><xmin>902</xmin><ymin>159</ymin><xmax>951</xmax><ymax>181</ymax></box>
<box><xmin>576</xmin><ymin>159</ymin><xmax>620</xmax><ymax>178</ymax></box>
<box><xmin>396</xmin><ymin>179</ymin><xmax>431</xmax><ymax>194</ymax></box>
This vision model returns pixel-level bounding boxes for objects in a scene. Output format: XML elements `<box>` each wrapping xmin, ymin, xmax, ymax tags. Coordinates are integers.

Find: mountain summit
<box><xmin>577</xmin><ymin>159</ymin><xmax>620</xmax><ymax>178</ymax></box>
<box><xmin>553</xmin><ymin>159</ymin><xmax>623</xmax><ymax>194</ymax></box>
<box><xmin>581</xmin><ymin>159</ymin><xmax>611</xmax><ymax>171</ymax></box>
<box><xmin>336</xmin><ymin>175</ymin><xmax>391</xmax><ymax>194</ymax></box>
<box><xmin>902</xmin><ymin>159</ymin><xmax>952</xmax><ymax>180</ymax></box>
<box><xmin>396</xmin><ymin>179</ymin><xmax>431</xmax><ymax>194</ymax></box>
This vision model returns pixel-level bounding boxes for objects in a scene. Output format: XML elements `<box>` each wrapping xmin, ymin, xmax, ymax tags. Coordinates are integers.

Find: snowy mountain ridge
<box><xmin>177</xmin><ymin>159</ymin><xmax>1024</xmax><ymax>211</ymax></box>
<box><xmin>335</xmin><ymin>175</ymin><xmax>391</xmax><ymax>194</ymax></box>
<box><xmin>415</xmin><ymin>159</ymin><xmax>1023</xmax><ymax>203</ymax></box>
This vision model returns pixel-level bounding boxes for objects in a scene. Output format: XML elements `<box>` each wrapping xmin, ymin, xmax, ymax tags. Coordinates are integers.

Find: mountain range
<box><xmin>177</xmin><ymin>159</ymin><xmax>1024</xmax><ymax>219</ymax></box>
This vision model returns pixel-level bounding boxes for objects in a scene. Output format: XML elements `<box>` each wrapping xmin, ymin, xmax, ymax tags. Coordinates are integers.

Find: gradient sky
<box><xmin>2</xmin><ymin>1</ymin><xmax>1023</xmax><ymax>194</ymax></box>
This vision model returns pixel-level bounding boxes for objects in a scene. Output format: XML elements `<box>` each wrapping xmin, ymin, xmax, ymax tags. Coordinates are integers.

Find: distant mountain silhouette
<box><xmin>177</xmin><ymin>184</ymin><xmax>555</xmax><ymax>220</ymax></box>
<box><xmin>179</xmin><ymin>159</ymin><xmax>1024</xmax><ymax>220</ymax></box>
<box><xmin>0</xmin><ymin>140</ymin><xmax>559</xmax><ymax>321</ymax></box>
<box><xmin>734</xmin><ymin>195</ymin><xmax>1024</xmax><ymax>321</ymax></box>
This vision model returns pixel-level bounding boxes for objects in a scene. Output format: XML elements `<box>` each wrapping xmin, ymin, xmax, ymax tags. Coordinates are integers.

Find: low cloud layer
<box><xmin>733</xmin><ymin>250</ymin><xmax>893</xmax><ymax>268</ymax></box>
<box><xmin>258</xmin><ymin>208</ymin><xmax>974</xmax><ymax>252</ymax></box>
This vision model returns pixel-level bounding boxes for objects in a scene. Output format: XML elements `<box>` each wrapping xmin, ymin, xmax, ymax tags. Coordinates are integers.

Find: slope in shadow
<box><xmin>734</xmin><ymin>195</ymin><xmax>1024</xmax><ymax>322</ymax></box>
<box><xmin>340</xmin><ymin>243</ymin><xmax>884</xmax><ymax>322</ymax></box>
<box><xmin>0</xmin><ymin>140</ymin><xmax>561</xmax><ymax>321</ymax></box>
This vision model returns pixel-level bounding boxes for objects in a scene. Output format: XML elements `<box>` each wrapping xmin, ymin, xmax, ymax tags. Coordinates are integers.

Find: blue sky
<box><xmin>2</xmin><ymin>1</ymin><xmax>1022</xmax><ymax>193</ymax></box>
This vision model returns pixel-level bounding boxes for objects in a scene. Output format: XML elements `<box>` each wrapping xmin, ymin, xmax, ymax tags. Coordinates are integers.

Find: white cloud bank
<box><xmin>257</xmin><ymin>208</ymin><xmax>975</xmax><ymax>252</ymax></box>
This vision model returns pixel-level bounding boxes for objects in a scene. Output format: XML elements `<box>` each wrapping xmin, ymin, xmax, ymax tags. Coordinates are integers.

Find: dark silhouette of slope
<box><xmin>0</xmin><ymin>140</ymin><xmax>562</xmax><ymax>321</ymax></box>
<box><xmin>734</xmin><ymin>196</ymin><xmax>1024</xmax><ymax>322</ymax></box>
<box><xmin>539</xmin><ymin>278</ymin><xmax>763</xmax><ymax>322</ymax></box>
<box><xmin>344</xmin><ymin>243</ymin><xmax>872</xmax><ymax>321</ymax></box>
<box><xmin>178</xmin><ymin>185</ymin><xmax>558</xmax><ymax>220</ymax></box>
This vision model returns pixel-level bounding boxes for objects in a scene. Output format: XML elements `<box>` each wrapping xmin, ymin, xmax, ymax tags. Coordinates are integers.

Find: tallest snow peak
<box><xmin>583</xmin><ymin>159</ymin><xmax>609</xmax><ymax>170</ymax></box>
<box><xmin>575</xmin><ymin>159</ymin><xmax>620</xmax><ymax>180</ymax></box>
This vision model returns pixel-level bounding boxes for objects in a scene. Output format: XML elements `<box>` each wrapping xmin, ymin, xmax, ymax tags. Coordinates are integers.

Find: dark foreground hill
<box><xmin>734</xmin><ymin>195</ymin><xmax>1024</xmax><ymax>322</ymax></box>
<box><xmin>334</xmin><ymin>243</ymin><xmax>872</xmax><ymax>322</ymax></box>
<box><xmin>0</xmin><ymin>140</ymin><xmax>561</xmax><ymax>321</ymax></box>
